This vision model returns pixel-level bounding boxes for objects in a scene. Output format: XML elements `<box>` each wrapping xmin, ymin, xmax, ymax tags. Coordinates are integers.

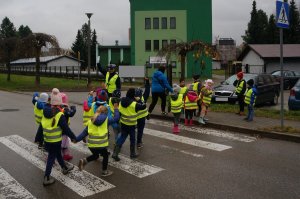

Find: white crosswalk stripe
<box><xmin>0</xmin><ymin>135</ymin><xmax>115</xmax><ymax>197</ymax></box>
<box><xmin>0</xmin><ymin>167</ymin><xmax>36</xmax><ymax>199</ymax></box>
<box><xmin>144</xmin><ymin>128</ymin><xmax>232</xmax><ymax>151</ymax></box>
<box><xmin>147</xmin><ymin>119</ymin><xmax>256</xmax><ymax>142</ymax></box>
<box><xmin>70</xmin><ymin>142</ymin><xmax>164</xmax><ymax>178</ymax></box>
<box><xmin>160</xmin><ymin>145</ymin><xmax>204</xmax><ymax>158</ymax></box>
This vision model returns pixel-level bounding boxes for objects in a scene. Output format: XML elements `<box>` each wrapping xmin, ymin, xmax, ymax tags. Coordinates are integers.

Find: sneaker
<box><xmin>43</xmin><ymin>176</ymin><xmax>55</xmax><ymax>186</ymax></box>
<box><xmin>203</xmin><ymin>117</ymin><xmax>209</xmax><ymax>122</ymax></box>
<box><xmin>62</xmin><ymin>164</ymin><xmax>74</xmax><ymax>175</ymax></box>
<box><xmin>137</xmin><ymin>143</ymin><xmax>143</xmax><ymax>149</ymax></box>
<box><xmin>101</xmin><ymin>170</ymin><xmax>113</xmax><ymax>177</ymax></box>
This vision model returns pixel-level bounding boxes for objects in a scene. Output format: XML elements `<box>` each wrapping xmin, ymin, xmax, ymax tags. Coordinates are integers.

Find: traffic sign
<box><xmin>276</xmin><ymin>1</ymin><xmax>289</xmax><ymax>29</ymax></box>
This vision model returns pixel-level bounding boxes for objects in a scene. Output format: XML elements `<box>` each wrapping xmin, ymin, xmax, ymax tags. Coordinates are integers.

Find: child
<box><xmin>76</xmin><ymin>104</ymin><xmax>120</xmax><ymax>177</ymax></box>
<box><xmin>83</xmin><ymin>92</ymin><xmax>95</xmax><ymax>127</ymax></box>
<box><xmin>244</xmin><ymin>79</ymin><xmax>257</xmax><ymax>122</ymax></box>
<box><xmin>198</xmin><ymin>79</ymin><xmax>214</xmax><ymax>124</ymax></box>
<box><xmin>32</xmin><ymin>92</ymin><xmax>49</xmax><ymax>148</ymax></box>
<box><xmin>183</xmin><ymin>85</ymin><xmax>199</xmax><ymax>126</ymax></box>
<box><xmin>108</xmin><ymin>89</ymin><xmax>121</xmax><ymax>142</ymax></box>
<box><xmin>39</xmin><ymin>88</ymin><xmax>76</xmax><ymax>186</ymax></box>
<box><xmin>179</xmin><ymin>78</ymin><xmax>188</xmax><ymax>95</ymax></box>
<box><xmin>60</xmin><ymin>93</ymin><xmax>76</xmax><ymax>161</ymax></box>
<box><xmin>169</xmin><ymin>84</ymin><xmax>183</xmax><ymax>134</ymax></box>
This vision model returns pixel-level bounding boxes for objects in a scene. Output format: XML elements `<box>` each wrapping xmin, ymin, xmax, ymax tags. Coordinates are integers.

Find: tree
<box><xmin>284</xmin><ymin>0</ymin><xmax>300</xmax><ymax>43</ymax></box>
<box><xmin>18</xmin><ymin>25</ymin><xmax>32</xmax><ymax>38</ymax></box>
<box><xmin>256</xmin><ymin>10</ymin><xmax>269</xmax><ymax>43</ymax></box>
<box><xmin>21</xmin><ymin>33</ymin><xmax>60</xmax><ymax>85</ymax></box>
<box><xmin>0</xmin><ymin>17</ymin><xmax>16</xmax><ymax>38</ymax></box>
<box><xmin>242</xmin><ymin>1</ymin><xmax>258</xmax><ymax>44</ymax></box>
<box><xmin>266</xmin><ymin>14</ymin><xmax>279</xmax><ymax>44</ymax></box>
<box><xmin>71</xmin><ymin>29</ymin><xmax>85</xmax><ymax>67</ymax></box>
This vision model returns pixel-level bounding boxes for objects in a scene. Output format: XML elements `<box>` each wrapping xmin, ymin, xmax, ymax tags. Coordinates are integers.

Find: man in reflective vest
<box><xmin>112</xmin><ymin>88</ymin><xmax>147</xmax><ymax>161</ymax></box>
<box><xmin>97</xmin><ymin>63</ymin><xmax>121</xmax><ymax>98</ymax></box>
<box><xmin>244</xmin><ymin>79</ymin><xmax>257</xmax><ymax>122</ymax></box>
<box><xmin>76</xmin><ymin>103</ymin><xmax>120</xmax><ymax>176</ymax></box>
<box><xmin>233</xmin><ymin>72</ymin><xmax>246</xmax><ymax>116</ymax></box>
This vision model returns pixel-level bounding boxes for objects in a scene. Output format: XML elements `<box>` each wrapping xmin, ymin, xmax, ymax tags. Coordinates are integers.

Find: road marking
<box><xmin>0</xmin><ymin>135</ymin><xmax>115</xmax><ymax>197</ymax></box>
<box><xmin>160</xmin><ymin>145</ymin><xmax>204</xmax><ymax>158</ymax></box>
<box><xmin>144</xmin><ymin>128</ymin><xmax>232</xmax><ymax>151</ymax></box>
<box><xmin>0</xmin><ymin>167</ymin><xmax>36</xmax><ymax>199</ymax></box>
<box><xmin>70</xmin><ymin>142</ymin><xmax>164</xmax><ymax>178</ymax></box>
<box><xmin>147</xmin><ymin>119</ymin><xmax>256</xmax><ymax>142</ymax></box>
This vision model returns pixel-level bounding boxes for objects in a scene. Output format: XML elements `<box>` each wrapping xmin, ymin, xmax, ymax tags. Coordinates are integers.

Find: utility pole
<box><xmin>86</xmin><ymin>13</ymin><xmax>93</xmax><ymax>87</ymax></box>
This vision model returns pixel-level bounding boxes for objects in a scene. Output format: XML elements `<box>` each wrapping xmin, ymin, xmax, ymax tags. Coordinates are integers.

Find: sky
<box><xmin>0</xmin><ymin>0</ymin><xmax>299</xmax><ymax>49</ymax></box>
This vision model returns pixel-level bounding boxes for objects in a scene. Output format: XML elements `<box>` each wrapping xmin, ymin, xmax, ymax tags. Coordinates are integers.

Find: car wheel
<box><xmin>271</xmin><ymin>94</ymin><xmax>279</xmax><ymax>105</ymax></box>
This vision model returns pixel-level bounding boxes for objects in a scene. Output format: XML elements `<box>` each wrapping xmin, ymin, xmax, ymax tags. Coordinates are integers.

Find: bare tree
<box><xmin>21</xmin><ymin>33</ymin><xmax>60</xmax><ymax>85</ymax></box>
<box><xmin>158</xmin><ymin>40</ymin><xmax>217</xmax><ymax>80</ymax></box>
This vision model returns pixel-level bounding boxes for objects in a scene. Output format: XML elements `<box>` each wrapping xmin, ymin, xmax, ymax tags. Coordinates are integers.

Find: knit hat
<box><xmin>126</xmin><ymin>88</ymin><xmax>136</xmax><ymax>99</ymax></box>
<box><xmin>172</xmin><ymin>84</ymin><xmax>181</xmax><ymax>94</ymax></box>
<box><xmin>61</xmin><ymin>93</ymin><xmax>68</xmax><ymax>105</ymax></box>
<box><xmin>97</xmin><ymin>90</ymin><xmax>108</xmax><ymax>102</ymax></box>
<box><xmin>237</xmin><ymin>72</ymin><xmax>244</xmax><ymax>79</ymax></box>
<box><xmin>247</xmin><ymin>79</ymin><xmax>254</xmax><ymax>87</ymax></box>
<box><xmin>135</xmin><ymin>88</ymin><xmax>143</xmax><ymax>98</ymax></box>
<box><xmin>39</xmin><ymin>93</ymin><xmax>49</xmax><ymax>103</ymax></box>
<box><xmin>50</xmin><ymin>88</ymin><xmax>62</xmax><ymax>105</ymax></box>
<box><xmin>205</xmin><ymin>79</ymin><xmax>214</xmax><ymax>84</ymax></box>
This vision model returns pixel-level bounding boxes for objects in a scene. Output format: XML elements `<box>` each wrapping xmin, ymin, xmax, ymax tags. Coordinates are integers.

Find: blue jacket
<box><xmin>151</xmin><ymin>70</ymin><xmax>173</xmax><ymax>93</ymax></box>
<box><xmin>249</xmin><ymin>86</ymin><xmax>258</xmax><ymax>105</ymax></box>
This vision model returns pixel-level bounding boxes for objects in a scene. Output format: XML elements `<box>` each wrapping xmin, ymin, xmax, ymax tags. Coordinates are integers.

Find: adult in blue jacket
<box><xmin>148</xmin><ymin>66</ymin><xmax>173</xmax><ymax>115</ymax></box>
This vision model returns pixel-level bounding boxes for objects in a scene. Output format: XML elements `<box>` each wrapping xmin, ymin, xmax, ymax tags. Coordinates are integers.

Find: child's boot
<box><xmin>198</xmin><ymin>117</ymin><xmax>206</xmax><ymax>124</ymax></box>
<box><xmin>112</xmin><ymin>145</ymin><xmax>121</xmax><ymax>161</ymax></box>
<box><xmin>43</xmin><ymin>176</ymin><xmax>55</xmax><ymax>186</ymax></box>
<box><xmin>189</xmin><ymin>119</ymin><xmax>194</xmax><ymax>126</ymax></box>
<box><xmin>172</xmin><ymin>124</ymin><xmax>176</xmax><ymax>134</ymax></box>
<box><xmin>130</xmin><ymin>145</ymin><xmax>139</xmax><ymax>159</ymax></box>
<box><xmin>174</xmin><ymin>125</ymin><xmax>180</xmax><ymax>134</ymax></box>
<box><xmin>184</xmin><ymin>119</ymin><xmax>189</xmax><ymax>126</ymax></box>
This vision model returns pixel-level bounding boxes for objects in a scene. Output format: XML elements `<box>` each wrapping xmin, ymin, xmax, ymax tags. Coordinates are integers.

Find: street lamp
<box><xmin>86</xmin><ymin>13</ymin><xmax>93</xmax><ymax>87</ymax></box>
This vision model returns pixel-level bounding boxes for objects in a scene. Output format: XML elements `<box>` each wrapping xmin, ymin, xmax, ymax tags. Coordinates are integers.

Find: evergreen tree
<box><xmin>266</xmin><ymin>14</ymin><xmax>279</xmax><ymax>44</ymax></box>
<box><xmin>242</xmin><ymin>1</ymin><xmax>258</xmax><ymax>44</ymax></box>
<box><xmin>284</xmin><ymin>0</ymin><xmax>300</xmax><ymax>43</ymax></box>
<box><xmin>18</xmin><ymin>25</ymin><xmax>32</xmax><ymax>38</ymax></box>
<box><xmin>71</xmin><ymin>30</ymin><xmax>85</xmax><ymax>69</ymax></box>
<box><xmin>0</xmin><ymin>17</ymin><xmax>17</xmax><ymax>38</ymax></box>
<box><xmin>256</xmin><ymin>9</ymin><xmax>269</xmax><ymax>43</ymax></box>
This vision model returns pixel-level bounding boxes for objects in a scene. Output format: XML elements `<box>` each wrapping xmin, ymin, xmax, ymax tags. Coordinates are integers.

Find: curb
<box><xmin>150</xmin><ymin>113</ymin><xmax>300</xmax><ymax>143</ymax></box>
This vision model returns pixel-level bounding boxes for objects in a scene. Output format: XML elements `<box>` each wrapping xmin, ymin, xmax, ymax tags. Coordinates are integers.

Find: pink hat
<box><xmin>50</xmin><ymin>88</ymin><xmax>62</xmax><ymax>105</ymax></box>
<box><xmin>61</xmin><ymin>93</ymin><xmax>69</xmax><ymax>105</ymax></box>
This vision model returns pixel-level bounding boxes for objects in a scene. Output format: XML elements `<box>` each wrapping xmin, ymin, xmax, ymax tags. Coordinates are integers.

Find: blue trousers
<box><xmin>247</xmin><ymin>105</ymin><xmax>254</xmax><ymax>121</ymax></box>
<box><xmin>137</xmin><ymin>117</ymin><xmax>146</xmax><ymax>144</ymax></box>
<box><xmin>116</xmin><ymin>124</ymin><xmax>136</xmax><ymax>148</ymax></box>
<box><xmin>44</xmin><ymin>142</ymin><xmax>66</xmax><ymax>177</ymax></box>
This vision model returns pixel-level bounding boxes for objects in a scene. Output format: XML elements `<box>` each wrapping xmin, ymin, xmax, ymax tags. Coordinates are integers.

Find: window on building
<box><xmin>145</xmin><ymin>18</ymin><xmax>151</xmax><ymax>29</ymax></box>
<box><xmin>162</xmin><ymin>40</ymin><xmax>168</xmax><ymax>48</ymax></box>
<box><xmin>153</xmin><ymin>18</ymin><xmax>159</xmax><ymax>29</ymax></box>
<box><xmin>153</xmin><ymin>40</ymin><xmax>159</xmax><ymax>51</ymax></box>
<box><xmin>145</xmin><ymin>40</ymin><xmax>151</xmax><ymax>51</ymax></box>
<box><xmin>170</xmin><ymin>39</ymin><xmax>176</xmax><ymax>46</ymax></box>
<box><xmin>161</xmin><ymin>17</ymin><xmax>167</xmax><ymax>29</ymax></box>
<box><xmin>170</xmin><ymin>17</ymin><xmax>176</xmax><ymax>29</ymax></box>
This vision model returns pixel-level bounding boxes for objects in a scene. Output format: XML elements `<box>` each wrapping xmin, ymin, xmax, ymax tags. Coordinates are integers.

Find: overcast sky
<box><xmin>1</xmin><ymin>0</ymin><xmax>299</xmax><ymax>48</ymax></box>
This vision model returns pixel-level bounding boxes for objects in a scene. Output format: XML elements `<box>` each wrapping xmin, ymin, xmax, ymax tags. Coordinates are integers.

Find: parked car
<box><xmin>271</xmin><ymin>70</ymin><xmax>300</xmax><ymax>90</ymax></box>
<box><xmin>288</xmin><ymin>79</ymin><xmax>300</xmax><ymax>110</ymax></box>
<box><xmin>212</xmin><ymin>73</ymin><xmax>280</xmax><ymax>106</ymax></box>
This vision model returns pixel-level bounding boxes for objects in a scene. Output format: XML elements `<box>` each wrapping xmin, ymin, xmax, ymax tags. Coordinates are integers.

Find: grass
<box><xmin>260</xmin><ymin>126</ymin><xmax>300</xmax><ymax>134</ymax></box>
<box><xmin>212</xmin><ymin>69</ymin><xmax>225</xmax><ymax>76</ymax></box>
<box><xmin>210</xmin><ymin>103</ymin><xmax>300</xmax><ymax>121</ymax></box>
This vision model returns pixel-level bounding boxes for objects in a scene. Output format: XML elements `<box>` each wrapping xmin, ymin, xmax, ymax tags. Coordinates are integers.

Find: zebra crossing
<box><xmin>0</xmin><ymin>122</ymin><xmax>256</xmax><ymax>198</ymax></box>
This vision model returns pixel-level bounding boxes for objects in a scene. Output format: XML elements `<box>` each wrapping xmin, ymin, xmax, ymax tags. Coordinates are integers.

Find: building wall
<box><xmin>98</xmin><ymin>47</ymin><xmax>131</xmax><ymax>66</ymax></box>
<box><xmin>47</xmin><ymin>57</ymin><xmax>79</xmax><ymax>67</ymax></box>
<box><xmin>242</xmin><ymin>50</ymin><xmax>264</xmax><ymax>74</ymax></box>
<box><xmin>267</xmin><ymin>61</ymin><xmax>300</xmax><ymax>73</ymax></box>
<box><xmin>130</xmin><ymin>0</ymin><xmax>212</xmax><ymax>78</ymax></box>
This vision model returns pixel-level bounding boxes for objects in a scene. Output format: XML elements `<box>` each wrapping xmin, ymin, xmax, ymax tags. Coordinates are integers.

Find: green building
<box><xmin>129</xmin><ymin>0</ymin><xmax>212</xmax><ymax>78</ymax></box>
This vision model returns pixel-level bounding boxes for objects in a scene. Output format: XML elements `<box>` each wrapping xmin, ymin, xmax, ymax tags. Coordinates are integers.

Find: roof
<box><xmin>10</xmin><ymin>55</ymin><xmax>83</xmax><ymax>65</ymax></box>
<box><xmin>238</xmin><ymin>44</ymin><xmax>300</xmax><ymax>60</ymax></box>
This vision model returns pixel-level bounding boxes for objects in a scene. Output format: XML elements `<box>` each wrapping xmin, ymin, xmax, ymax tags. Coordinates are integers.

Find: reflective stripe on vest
<box><xmin>203</xmin><ymin>90</ymin><xmax>212</xmax><ymax>105</ymax></box>
<box><xmin>87</xmin><ymin>118</ymin><xmax>109</xmax><ymax>148</ymax></box>
<box><xmin>34</xmin><ymin>103</ymin><xmax>43</xmax><ymax>125</ymax></box>
<box><xmin>179</xmin><ymin>86</ymin><xmax>187</xmax><ymax>95</ymax></box>
<box><xmin>244</xmin><ymin>88</ymin><xmax>256</xmax><ymax>105</ymax></box>
<box><xmin>42</xmin><ymin>112</ymin><xmax>63</xmax><ymax>143</ymax></box>
<box><xmin>119</xmin><ymin>101</ymin><xmax>137</xmax><ymax>126</ymax></box>
<box><xmin>83</xmin><ymin>105</ymin><xmax>94</xmax><ymax>126</ymax></box>
<box><xmin>235</xmin><ymin>80</ymin><xmax>245</xmax><ymax>94</ymax></box>
<box><xmin>106</xmin><ymin>73</ymin><xmax>118</xmax><ymax>94</ymax></box>
<box><xmin>184</xmin><ymin>96</ymin><xmax>198</xmax><ymax>110</ymax></box>
<box><xmin>137</xmin><ymin>97</ymin><xmax>148</xmax><ymax>119</ymax></box>
<box><xmin>171</xmin><ymin>94</ymin><xmax>183</xmax><ymax>113</ymax></box>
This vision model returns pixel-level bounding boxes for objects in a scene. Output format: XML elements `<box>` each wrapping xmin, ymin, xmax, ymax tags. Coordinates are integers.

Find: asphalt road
<box><xmin>0</xmin><ymin>91</ymin><xmax>299</xmax><ymax>199</ymax></box>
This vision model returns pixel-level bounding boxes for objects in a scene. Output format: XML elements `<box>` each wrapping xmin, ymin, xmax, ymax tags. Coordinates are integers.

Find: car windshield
<box><xmin>223</xmin><ymin>74</ymin><xmax>256</xmax><ymax>85</ymax></box>
<box><xmin>272</xmin><ymin>71</ymin><xmax>281</xmax><ymax>76</ymax></box>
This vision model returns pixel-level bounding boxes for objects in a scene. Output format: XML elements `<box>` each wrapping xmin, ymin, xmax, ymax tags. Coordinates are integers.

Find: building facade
<box><xmin>216</xmin><ymin>38</ymin><xmax>237</xmax><ymax>66</ymax></box>
<box><xmin>129</xmin><ymin>0</ymin><xmax>212</xmax><ymax>78</ymax></box>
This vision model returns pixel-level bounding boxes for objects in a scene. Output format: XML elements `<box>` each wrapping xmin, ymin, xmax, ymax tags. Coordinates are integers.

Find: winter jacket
<box><xmin>151</xmin><ymin>70</ymin><xmax>173</xmax><ymax>93</ymax></box>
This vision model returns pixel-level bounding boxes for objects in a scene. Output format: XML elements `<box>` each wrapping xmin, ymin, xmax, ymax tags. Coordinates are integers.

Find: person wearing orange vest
<box><xmin>233</xmin><ymin>72</ymin><xmax>246</xmax><ymax>116</ymax></box>
<box><xmin>97</xmin><ymin>63</ymin><xmax>121</xmax><ymax>98</ymax></box>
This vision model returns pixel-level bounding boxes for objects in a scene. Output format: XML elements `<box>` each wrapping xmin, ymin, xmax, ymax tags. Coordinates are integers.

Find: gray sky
<box><xmin>0</xmin><ymin>0</ymin><xmax>299</xmax><ymax>48</ymax></box>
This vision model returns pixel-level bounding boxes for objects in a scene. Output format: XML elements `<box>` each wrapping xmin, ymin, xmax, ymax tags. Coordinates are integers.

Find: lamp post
<box><xmin>86</xmin><ymin>13</ymin><xmax>93</xmax><ymax>87</ymax></box>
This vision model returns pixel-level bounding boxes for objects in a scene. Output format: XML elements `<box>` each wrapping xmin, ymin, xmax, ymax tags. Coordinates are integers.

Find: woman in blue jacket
<box><xmin>148</xmin><ymin>66</ymin><xmax>173</xmax><ymax>115</ymax></box>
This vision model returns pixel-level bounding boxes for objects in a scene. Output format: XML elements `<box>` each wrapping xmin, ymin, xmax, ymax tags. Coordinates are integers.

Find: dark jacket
<box><xmin>97</xmin><ymin>64</ymin><xmax>121</xmax><ymax>91</ymax></box>
<box><xmin>233</xmin><ymin>79</ymin><xmax>246</xmax><ymax>95</ymax></box>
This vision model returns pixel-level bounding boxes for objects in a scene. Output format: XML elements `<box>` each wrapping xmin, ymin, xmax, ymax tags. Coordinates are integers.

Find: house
<box><xmin>10</xmin><ymin>55</ymin><xmax>82</xmax><ymax>71</ymax></box>
<box><xmin>216</xmin><ymin>38</ymin><xmax>237</xmax><ymax>67</ymax></box>
<box><xmin>238</xmin><ymin>44</ymin><xmax>300</xmax><ymax>74</ymax></box>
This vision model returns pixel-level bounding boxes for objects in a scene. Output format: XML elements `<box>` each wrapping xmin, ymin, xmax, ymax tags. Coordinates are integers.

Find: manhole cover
<box><xmin>0</xmin><ymin>109</ymin><xmax>19</xmax><ymax>112</ymax></box>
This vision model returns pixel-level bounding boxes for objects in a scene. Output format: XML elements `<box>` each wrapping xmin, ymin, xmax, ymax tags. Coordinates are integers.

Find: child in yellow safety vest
<box><xmin>198</xmin><ymin>79</ymin><xmax>214</xmax><ymax>124</ymax></box>
<box><xmin>169</xmin><ymin>84</ymin><xmax>183</xmax><ymax>134</ymax></box>
<box><xmin>183</xmin><ymin>85</ymin><xmax>199</xmax><ymax>126</ymax></box>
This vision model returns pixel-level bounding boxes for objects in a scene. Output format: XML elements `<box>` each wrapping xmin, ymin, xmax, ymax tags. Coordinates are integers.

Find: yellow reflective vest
<box><xmin>83</xmin><ymin>102</ymin><xmax>95</xmax><ymax>126</ymax></box>
<box><xmin>119</xmin><ymin>101</ymin><xmax>137</xmax><ymax>126</ymax></box>
<box><xmin>106</xmin><ymin>72</ymin><xmax>119</xmax><ymax>94</ymax></box>
<box><xmin>136</xmin><ymin>97</ymin><xmax>148</xmax><ymax>119</ymax></box>
<box><xmin>179</xmin><ymin>86</ymin><xmax>187</xmax><ymax>95</ymax></box>
<box><xmin>42</xmin><ymin>112</ymin><xmax>63</xmax><ymax>143</ymax></box>
<box><xmin>192</xmin><ymin>82</ymin><xmax>200</xmax><ymax>93</ymax></box>
<box><xmin>34</xmin><ymin>102</ymin><xmax>43</xmax><ymax>125</ymax></box>
<box><xmin>244</xmin><ymin>88</ymin><xmax>256</xmax><ymax>105</ymax></box>
<box><xmin>87</xmin><ymin>118</ymin><xmax>109</xmax><ymax>148</ymax></box>
<box><xmin>235</xmin><ymin>80</ymin><xmax>245</xmax><ymax>95</ymax></box>
<box><xmin>201</xmin><ymin>88</ymin><xmax>213</xmax><ymax>106</ymax></box>
<box><xmin>171</xmin><ymin>94</ymin><xmax>183</xmax><ymax>113</ymax></box>
<box><xmin>184</xmin><ymin>96</ymin><xmax>198</xmax><ymax>110</ymax></box>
